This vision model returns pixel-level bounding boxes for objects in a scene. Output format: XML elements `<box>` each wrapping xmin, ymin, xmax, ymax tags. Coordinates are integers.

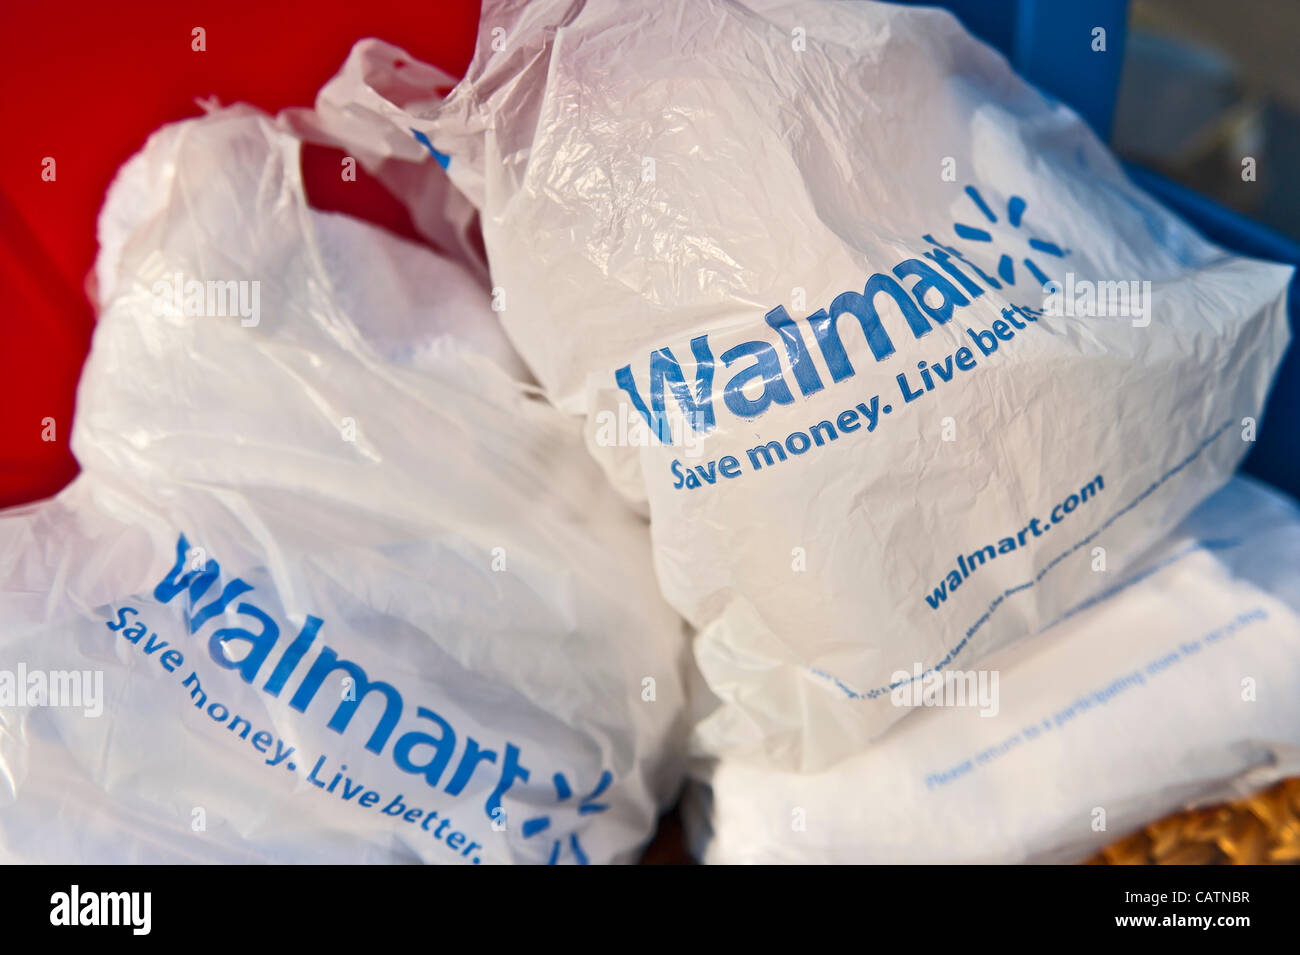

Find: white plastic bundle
<box><xmin>0</xmin><ymin>105</ymin><xmax>687</xmax><ymax>864</ymax></box>
<box><xmin>395</xmin><ymin>0</ymin><xmax>1293</xmax><ymax>768</ymax></box>
<box><xmin>686</xmin><ymin>476</ymin><xmax>1300</xmax><ymax>863</ymax></box>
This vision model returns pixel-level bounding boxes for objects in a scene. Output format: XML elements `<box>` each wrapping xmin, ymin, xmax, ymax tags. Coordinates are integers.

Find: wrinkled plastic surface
<box><xmin>402</xmin><ymin>0</ymin><xmax>1293</xmax><ymax>768</ymax></box>
<box><xmin>0</xmin><ymin>105</ymin><xmax>687</xmax><ymax>864</ymax></box>
<box><xmin>686</xmin><ymin>476</ymin><xmax>1300</xmax><ymax>863</ymax></box>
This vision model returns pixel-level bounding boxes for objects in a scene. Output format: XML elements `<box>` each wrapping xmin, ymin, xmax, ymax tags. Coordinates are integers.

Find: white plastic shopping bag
<box><xmin>377</xmin><ymin>0</ymin><xmax>1292</xmax><ymax>767</ymax></box>
<box><xmin>278</xmin><ymin>41</ymin><xmax>492</xmax><ymax>291</ymax></box>
<box><xmin>0</xmin><ymin>105</ymin><xmax>687</xmax><ymax>864</ymax></box>
<box><xmin>685</xmin><ymin>476</ymin><xmax>1300</xmax><ymax>863</ymax></box>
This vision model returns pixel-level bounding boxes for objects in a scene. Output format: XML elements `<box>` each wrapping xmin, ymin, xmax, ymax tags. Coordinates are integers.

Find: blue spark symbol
<box><xmin>520</xmin><ymin>770</ymin><xmax>613</xmax><ymax>865</ymax></box>
<box><xmin>951</xmin><ymin>185</ymin><xmax>1068</xmax><ymax>288</ymax></box>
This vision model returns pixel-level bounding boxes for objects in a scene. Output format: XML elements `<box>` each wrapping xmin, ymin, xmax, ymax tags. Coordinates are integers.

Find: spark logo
<box><xmin>950</xmin><ymin>185</ymin><xmax>1068</xmax><ymax>288</ymax></box>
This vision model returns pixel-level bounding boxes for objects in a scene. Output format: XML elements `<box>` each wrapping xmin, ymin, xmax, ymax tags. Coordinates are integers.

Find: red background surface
<box><xmin>0</xmin><ymin>0</ymin><xmax>482</xmax><ymax>508</ymax></box>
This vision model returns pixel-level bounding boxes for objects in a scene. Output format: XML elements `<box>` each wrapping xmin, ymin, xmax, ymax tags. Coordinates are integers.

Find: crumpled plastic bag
<box><xmin>684</xmin><ymin>475</ymin><xmax>1300</xmax><ymax>863</ymax></box>
<box><xmin>278</xmin><ymin>41</ymin><xmax>492</xmax><ymax>292</ymax></box>
<box><xmin>359</xmin><ymin>0</ymin><xmax>1293</xmax><ymax>768</ymax></box>
<box><xmin>0</xmin><ymin>103</ymin><xmax>687</xmax><ymax>864</ymax></box>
